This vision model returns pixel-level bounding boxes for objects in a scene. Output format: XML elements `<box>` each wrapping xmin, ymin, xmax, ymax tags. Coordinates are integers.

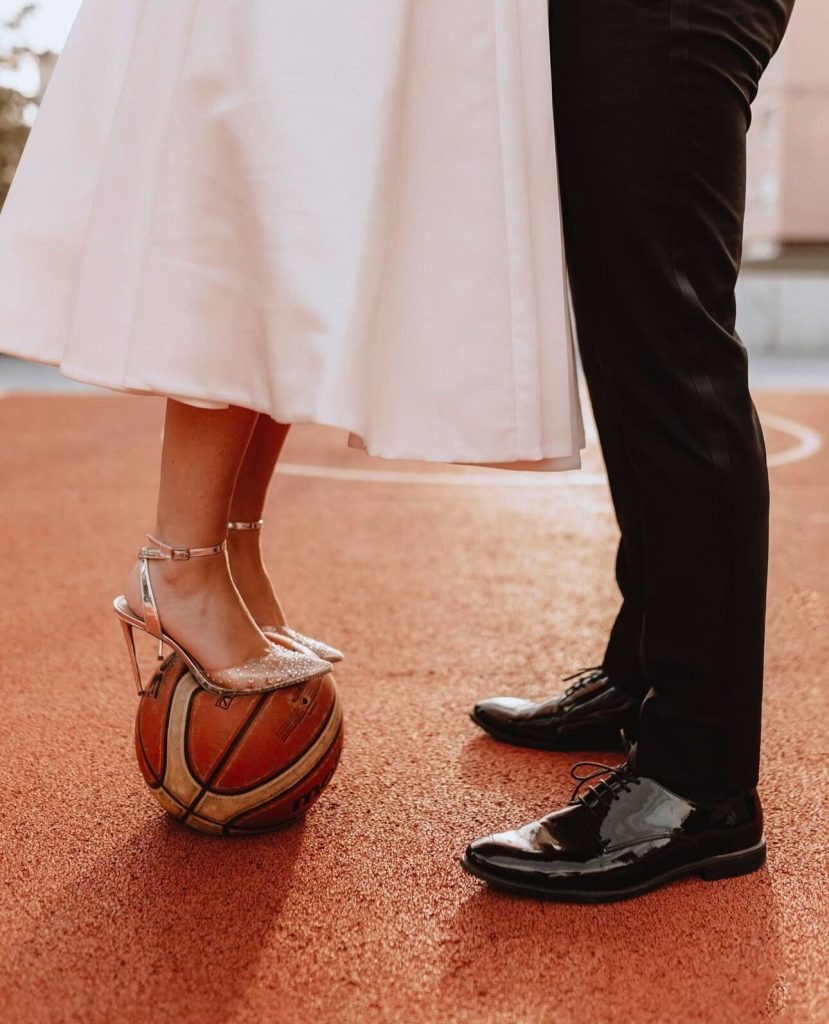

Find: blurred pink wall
<box><xmin>745</xmin><ymin>0</ymin><xmax>829</xmax><ymax>254</ymax></box>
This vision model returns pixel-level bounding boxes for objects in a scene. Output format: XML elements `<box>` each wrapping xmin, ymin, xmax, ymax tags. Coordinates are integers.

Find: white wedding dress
<box><xmin>0</xmin><ymin>0</ymin><xmax>583</xmax><ymax>469</ymax></box>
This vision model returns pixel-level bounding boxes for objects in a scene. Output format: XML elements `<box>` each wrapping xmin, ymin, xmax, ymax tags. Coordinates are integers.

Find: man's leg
<box><xmin>463</xmin><ymin>0</ymin><xmax>794</xmax><ymax>901</ymax></box>
<box><xmin>549</xmin><ymin>0</ymin><xmax>793</xmax><ymax>802</ymax></box>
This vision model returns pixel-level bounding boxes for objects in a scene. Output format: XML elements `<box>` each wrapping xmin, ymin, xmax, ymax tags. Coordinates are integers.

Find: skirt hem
<box><xmin>2</xmin><ymin>344</ymin><xmax>583</xmax><ymax>473</ymax></box>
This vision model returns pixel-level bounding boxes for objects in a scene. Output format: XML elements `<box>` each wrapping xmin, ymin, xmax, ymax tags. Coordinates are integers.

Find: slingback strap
<box><xmin>228</xmin><ymin>519</ymin><xmax>264</xmax><ymax>531</ymax></box>
<box><xmin>138</xmin><ymin>534</ymin><xmax>227</xmax><ymax>639</ymax></box>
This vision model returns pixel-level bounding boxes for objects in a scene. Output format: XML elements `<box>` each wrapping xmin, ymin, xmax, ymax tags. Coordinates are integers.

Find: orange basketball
<box><xmin>134</xmin><ymin>654</ymin><xmax>344</xmax><ymax>835</ymax></box>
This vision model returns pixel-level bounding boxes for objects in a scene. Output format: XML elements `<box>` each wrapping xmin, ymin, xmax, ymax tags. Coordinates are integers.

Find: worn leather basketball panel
<box><xmin>152</xmin><ymin>784</ymin><xmax>190</xmax><ymax>822</ymax></box>
<box><xmin>227</xmin><ymin>723</ymin><xmax>344</xmax><ymax>833</ymax></box>
<box><xmin>209</xmin><ymin>673</ymin><xmax>337</xmax><ymax>793</ymax></box>
<box><xmin>185</xmin><ymin>686</ymin><xmax>263</xmax><ymax>785</ymax></box>
<box><xmin>134</xmin><ymin>655</ymin><xmax>186</xmax><ymax>785</ymax></box>
<box><xmin>134</xmin><ymin>732</ymin><xmax>156</xmax><ymax>788</ymax></box>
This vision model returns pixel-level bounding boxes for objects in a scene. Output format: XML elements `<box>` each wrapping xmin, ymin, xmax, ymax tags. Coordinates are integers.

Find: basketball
<box><xmin>134</xmin><ymin>653</ymin><xmax>344</xmax><ymax>835</ymax></box>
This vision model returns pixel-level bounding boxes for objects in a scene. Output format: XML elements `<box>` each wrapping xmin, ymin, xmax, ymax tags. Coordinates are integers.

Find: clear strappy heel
<box><xmin>113</xmin><ymin>533</ymin><xmax>332</xmax><ymax>697</ymax></box>
<box><xmin>228</xmin><ymin>519</ymin><xmax>344</xmax><ymax>663</ymax></box>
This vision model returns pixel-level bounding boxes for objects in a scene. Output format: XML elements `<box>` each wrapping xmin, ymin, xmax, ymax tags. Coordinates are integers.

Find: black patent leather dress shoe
<box><xmin>471</xmin><ymin>668</ymin><xmax>639</xmax><ymax>751</ymax></box>
<box><xmin>462</xmin><ymin>762</ymin><xmax>766</xmax><ymax>903</ymax></box>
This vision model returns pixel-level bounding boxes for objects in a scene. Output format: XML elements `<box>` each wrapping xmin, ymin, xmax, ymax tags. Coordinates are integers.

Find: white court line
<box><xmin>760</xmin><ymin>412</ymin><xmax>824</xmax><ymax>468</ymax></box>
<box><xmin>0</xmin><ymin>385</ymin><xmax>822</xmax><ymax>483</ymax></box>
<box><xmin>279</xmin><ymin>411</ymin><xmax>824</xmax><ymax>487</ymax></box>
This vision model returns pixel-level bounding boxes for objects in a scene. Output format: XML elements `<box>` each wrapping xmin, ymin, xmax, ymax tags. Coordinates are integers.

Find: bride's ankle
<box><xmin>125</xmin><ymin>548</ymin><xmax>227</xmax><ymax>609</ymax></box>
<box><xmin>226</xmin><ymin>530</ymin><xmax>270</xmax><ymax>582</ymax></box>
<box><xmin>227</xmin><ymin>523</ymin><xmax>261</xmax><ymax>555</ymax></box>
<box><xmin>149</xmin><ymin>553</ymin><xmax>227</xmax><ymax>594</ymax></box>
<box><xmin>226</xmin><ymin>532</ymin><xmax>287</xmax><ymax>626</ymax></box>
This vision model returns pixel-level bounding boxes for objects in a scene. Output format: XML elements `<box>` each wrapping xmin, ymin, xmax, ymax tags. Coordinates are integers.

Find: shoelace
<box><xmin>568</xmin><ymin>760</ymin><xmax>642</xmax><ymax>810</ymax></box>
<box><xmin>561</xmin><ymin>665</ymin><xmax>605</xmax><ymax>698</ymax></box>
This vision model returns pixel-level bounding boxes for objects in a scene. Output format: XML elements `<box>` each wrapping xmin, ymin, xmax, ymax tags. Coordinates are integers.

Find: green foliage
<box><xmin>0</xmin><ymin>4</ymin><xmax>40</xmax><ymax>208</ymax></box>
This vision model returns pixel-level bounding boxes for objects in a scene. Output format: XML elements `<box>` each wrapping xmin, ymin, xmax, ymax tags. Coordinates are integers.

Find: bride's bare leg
<box><xmin>123</xmin><ymin>400</ymin><xmax>273</xmax><ymax>671</ymax></box>
<box><xmin>227</xmin><ymin>415</ymin><xmax>290</xmax><ymax>628</ymax></box>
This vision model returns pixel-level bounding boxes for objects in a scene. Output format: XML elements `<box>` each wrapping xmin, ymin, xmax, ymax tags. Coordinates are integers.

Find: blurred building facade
<box><xmin>739</xmin><ymin>0</ymin><xmax>829</xmax><ymax>353</ymax></box>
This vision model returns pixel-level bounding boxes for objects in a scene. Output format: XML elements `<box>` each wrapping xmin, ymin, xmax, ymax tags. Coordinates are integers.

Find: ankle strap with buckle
<box><xmin>228</xmin><ymin>519</ymin><xmax>264</xmax><ymax>532</ymax></box>
<box><xmin>140</xmin><ymin>534</ymin><xmax>227</xmax><ymax>561</ymax></box>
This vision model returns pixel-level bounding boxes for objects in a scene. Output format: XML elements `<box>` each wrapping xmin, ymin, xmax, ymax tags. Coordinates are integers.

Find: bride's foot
<box><xmin>227</xmin><ymin>520</ymin><xmax>344</xmax><ymax>663</ymax></box>
<box><xmin>119</xmin><ymin>534</ymin><xmax>331</xmax><ymax>695</ymax></box>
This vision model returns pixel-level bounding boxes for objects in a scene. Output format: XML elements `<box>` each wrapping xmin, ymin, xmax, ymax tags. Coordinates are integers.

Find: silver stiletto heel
<box><xmin>228</xmin><ymin>518</ymin><xmax>344</xmax><ymax>663</ymax></box>
<box><xmin>119</xmin><ymin>617</ymin><xmax>144</xmax><ymax>695</ymax></box>
<box><xmin>113</xmin><ymin>534</ymin><xmax>332</xmax><ymax>697</ymax></box>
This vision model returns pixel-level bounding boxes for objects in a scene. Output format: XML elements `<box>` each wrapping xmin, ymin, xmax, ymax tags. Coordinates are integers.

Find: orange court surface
<box><xmin>0</xmin><ymin>386</ymin><xmax>827</xmax><ymax>1024</ymax></box>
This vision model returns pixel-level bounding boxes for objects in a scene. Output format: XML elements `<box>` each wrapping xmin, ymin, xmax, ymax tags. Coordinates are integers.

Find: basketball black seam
<box><xmin>223</xmin><ymin>724</ymin><xmax>343</xmax><ymax>830</ymax></box>
<box><xmin>181</xmin><ymin>685</ymin><xmax>203</xmax><ymax>786</ymax></box>
<box><xmin>136</xmin><ymin>722</ymin><xmax>161</xmax><ymax>788</ymax></box>
<box><xmin>159</xmin><ymin>658</ymin><xmax>186</xmax><ymax>783</ymax></box>
<box><xmin>181</xmin><ymin>691</ymin><xmax>269</xmax><ymax>826</ymax></box>
<box><xmin>206</xmin><ymin>697</ymin><xmax>339</xmax><ymax>797</ymax></box>
<box><xmin>137</xmin><ymin>658</ymin><xmax>182</xmax><ymax>788</ymax></box>
<box><xmin>224</xmin><ymin>727</ymin><xmax>342</xmax><ymax>829</ymax></box>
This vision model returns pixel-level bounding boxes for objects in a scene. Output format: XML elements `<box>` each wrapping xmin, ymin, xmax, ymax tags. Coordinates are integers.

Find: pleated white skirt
<box><xmin>0</xmin><ymin>0</ymin><xmax>583</xmax><ymax>469</ymax></box>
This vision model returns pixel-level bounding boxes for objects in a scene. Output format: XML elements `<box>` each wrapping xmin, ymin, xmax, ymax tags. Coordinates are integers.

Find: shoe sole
<box><xmin>460</xmin><ymin>839</ymin><xmax>767</xmax><ymax>903</ymax></box>
<box><xmin>469</xmin><ymin>710</ymin><xmax>627</xmax><ymax>753</ymax></box>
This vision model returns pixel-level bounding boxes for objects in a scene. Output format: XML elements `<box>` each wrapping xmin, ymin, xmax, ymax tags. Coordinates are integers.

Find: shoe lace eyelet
<box><xmin>569</xmin><ymin>760</ymin><xmax>638</xmax><ymax>810</ymax></box>
<box><xmin>561</xmin><ymin>666</ymin><xmax>605</xmax><ymax>698</ymax></box>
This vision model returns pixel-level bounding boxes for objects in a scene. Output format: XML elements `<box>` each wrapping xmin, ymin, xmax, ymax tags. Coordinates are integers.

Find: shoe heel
<box><xmin>698</xmin><ymin>840</ymin><xmax>766</xmax><ymax>882</ymax></box>
<box><xmin>118</xmin><ymin>618</ymin><xmax>145</xmax><ymax>696</ymax></box>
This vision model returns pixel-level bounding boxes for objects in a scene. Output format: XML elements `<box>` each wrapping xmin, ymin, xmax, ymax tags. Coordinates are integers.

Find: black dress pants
<box><xmin>548</xmin><ymin>0</ymin><xmax>794</xmax><ymax>802</ymax></box>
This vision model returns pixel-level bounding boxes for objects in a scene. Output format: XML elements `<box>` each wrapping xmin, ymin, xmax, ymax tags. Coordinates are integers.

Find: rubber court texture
<box><xmin>0</xmin><ymin>389</ymin><xmax>827</xmax><ymax>1024</ymax></box>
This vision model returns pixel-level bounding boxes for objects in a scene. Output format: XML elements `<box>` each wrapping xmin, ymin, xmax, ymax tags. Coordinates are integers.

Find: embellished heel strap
<box><xmin>228</xmin><ymin>519</ymin><xmax>264</xmax><ymax>532</ymax></box>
